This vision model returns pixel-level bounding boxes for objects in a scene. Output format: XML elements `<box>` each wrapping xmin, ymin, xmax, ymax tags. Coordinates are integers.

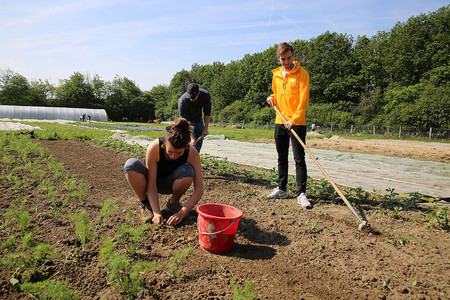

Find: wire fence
<box><xmin>214</xmin><ymin>121</ymin><xmax>450</xmax><ymax>140</ymax></box>
<box><xmin>312</xmin><ymin>124</ymin><xmax>449</xmax><ymax>140</ymax></box>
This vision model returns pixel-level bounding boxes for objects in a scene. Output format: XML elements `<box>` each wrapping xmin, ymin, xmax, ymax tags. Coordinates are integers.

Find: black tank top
<box><xmin>157</xmin><ymin>137</ymin><xmax>189</xmax><ymax>177</ymax></box>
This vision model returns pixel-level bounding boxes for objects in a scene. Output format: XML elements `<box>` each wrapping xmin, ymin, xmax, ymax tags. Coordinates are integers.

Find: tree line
<box><xmin>1</xmin><ymin>5</ymin><xmax>448</xmax><ymax>130</ymax></box>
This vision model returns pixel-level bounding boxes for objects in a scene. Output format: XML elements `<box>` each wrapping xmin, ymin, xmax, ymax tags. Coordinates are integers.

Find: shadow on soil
<box><xmin>226</xmin><ymin>243</ymin><xmax>277</xmax><ymax>260</ymax></box>
<box><xmin>238</xmin><ymin>218</ymin><xmax>291</xmax><ymax>246</ymax></box>
<box><xmin>219</xmin><ymin>217</ymin><xmax>292</xmax><ymax>260</ymax></box>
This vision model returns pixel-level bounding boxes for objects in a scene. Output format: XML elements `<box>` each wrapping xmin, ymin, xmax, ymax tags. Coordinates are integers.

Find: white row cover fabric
<box><xmin>0</xmin><ymin>105</ymin><xmax>108</xmax><ymax>122</ymax></box>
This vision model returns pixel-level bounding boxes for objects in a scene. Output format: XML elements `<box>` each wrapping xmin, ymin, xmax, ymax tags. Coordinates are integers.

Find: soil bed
<box><xmin>0</xmin><ymin>138</ymin><xmax>448</xmax><ymax>299</ymax></box>
<box><xmin>306</xmin><ymin>136</ymin><xmax>450</xmax><ymax>162</ymax></box>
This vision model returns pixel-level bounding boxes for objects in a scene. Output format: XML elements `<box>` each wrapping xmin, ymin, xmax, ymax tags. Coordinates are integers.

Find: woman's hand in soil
<box><xmin>152</xmin><ymin>214</ymin><xmax>164</xmax><ymax>225</ymax></box>
<box><xmin>167</xmin><ymin>212</ymin><xmax>184</xmax><ymax>226</ymax></box>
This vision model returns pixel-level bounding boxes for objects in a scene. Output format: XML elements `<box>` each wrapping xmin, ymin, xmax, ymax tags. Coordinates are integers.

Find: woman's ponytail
<box><xmin>165</xmin><ymin>118</ymin><xmax>192</xmax><ymax>149</ymax></box>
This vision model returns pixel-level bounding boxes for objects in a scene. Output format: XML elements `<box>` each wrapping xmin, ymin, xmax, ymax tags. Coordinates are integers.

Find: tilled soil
<box><xmin>307</xmin><ymin>136</ymin><xmax>450</xmax><ymax>162</ymax></box>
<box><xmin>0</xmin><ymin>139</ymin><xmax>449</xmax><ymax>299</ymax></box>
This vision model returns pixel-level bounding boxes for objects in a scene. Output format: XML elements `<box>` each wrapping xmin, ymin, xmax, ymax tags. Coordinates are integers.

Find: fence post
<box><xmin>429</xmin><ymin>127</ymin><xmax>432</xmax><ymax>139</ymax></box>
<box><xmin>399</xmin><ymin>126</ymin><xmax>402</xmax><ymax>138</ymax></box>
<box><xmin>330</xmin><ymin>124</ymin><xmax>333</xmax><ymax>133</ymax></box>
<box><xmin>373</xmin><ymin>126</ymin><xmax>376</xmax><ymax>135</ymax></box>
<box><xmin>350</xmin><ymin>124</ymin><xmax>353</xmax><ymax>134</ymax></box>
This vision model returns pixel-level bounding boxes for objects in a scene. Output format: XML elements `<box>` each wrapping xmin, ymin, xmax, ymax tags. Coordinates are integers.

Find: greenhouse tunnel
<box><xmin>0</xmin><ymin>105</ymin><xmax>108</xmax><ymax>122</ymax></box>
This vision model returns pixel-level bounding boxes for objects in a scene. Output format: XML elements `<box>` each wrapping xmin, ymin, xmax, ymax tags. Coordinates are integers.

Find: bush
<box><xmin>307</xmin><ymin>103</ymin><xmax>356</xmax><ymax>128</ymax></box>
<box><xmin>252</xmin><ymin>106</ymin><xmax>275</xmax><ymax>124</ymax></box>
<box><xmin>218</xmin><ymin>100</ymin><xmax>259</xmax><ymax>123</ymax></box>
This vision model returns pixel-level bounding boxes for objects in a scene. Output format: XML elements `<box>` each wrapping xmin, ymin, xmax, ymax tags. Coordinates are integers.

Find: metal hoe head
<box><xmin>358</xmin><ymin>221</ymin><xmax>369</xmax><ymax>231</ymax></box>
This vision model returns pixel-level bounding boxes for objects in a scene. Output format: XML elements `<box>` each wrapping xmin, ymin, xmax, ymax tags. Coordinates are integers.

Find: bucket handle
<box><xmin>198</xmin><ymin>218</ymin><xmax>237</xmax><ymax>235</ymax></box>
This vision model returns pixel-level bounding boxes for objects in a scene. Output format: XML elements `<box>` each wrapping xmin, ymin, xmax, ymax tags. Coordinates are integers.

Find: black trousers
<box><xmin>274</xmin><ymin>124</ymin><xmax>307</xmax><ymax>195</ymax></box>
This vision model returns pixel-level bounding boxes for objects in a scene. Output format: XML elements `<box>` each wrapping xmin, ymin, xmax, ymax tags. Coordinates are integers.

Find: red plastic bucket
<box><xmin>196</xmin><ymin>203</ymin><xmax>243</xmax><ymax>254</ymax></box>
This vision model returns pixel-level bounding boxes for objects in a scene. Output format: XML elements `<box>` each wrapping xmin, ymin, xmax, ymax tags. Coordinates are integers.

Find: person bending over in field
<box><xmin>123</xmin><ymin>118</ymin><xmax>204</xmax><ymax>225</ymax></box>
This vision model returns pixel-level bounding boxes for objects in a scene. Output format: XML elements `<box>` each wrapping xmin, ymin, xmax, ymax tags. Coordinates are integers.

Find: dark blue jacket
<box><xmin>178</xmin><ymin>89</ymin><xmax>211</xmax><ymax>122</ymax></box>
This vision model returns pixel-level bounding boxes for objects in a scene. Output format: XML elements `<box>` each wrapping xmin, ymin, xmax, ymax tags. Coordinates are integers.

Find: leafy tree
<box><xmin>427</xmin><ymin>6</ymin><xmax>450</xmax><ymax>67</ymax></box>
<box><xmin>0</xmin><ymin>70</ymin><xmax>32</xmax><ymax>106</ymax></box>
<box><xmin>0</xmin><ymin>70</ymin><xmax>56</xmax><ymax>107</ymax></box>
<box><xmin>104</xmin><ymin>76</ymin><xmax>142</xmax><ymax>121</ymax></box>
<box><xmin>306</xmin><ymin>31</ymin><xmax>360</xmax><ymax>104</ymax></box>
<box><xmin>169</xmin><ymin>69</ymin><xmax>192</xmax><ymax>96</ymax></box>
<box><xmin>55</xmin><ymin>72</ymin><xmax>98</xmax><ymax>108</ymax></box>
<box><xmin>29</xmin><ymin>79</ymin><xmax>55</xmax><ymax>106</ymax></box>
<box><xmin>413</xmin><ymin>65</ymin><xmax>450</xmax><ymax>128</ymax></box>
<box><xmin>414</xmin><ymin>84</ymin><xmax>450</xmax><ymax>128</ymax></box>
<box><xmin>252</xmin><ymin>106</ymin><xmax>275</xmax><ymax>124</ymax></box>
<box><xmin>384</xmin><ymin>6</ymin><xmax>450</xmax><ymax>86</ymax></box>
<box><xmin>242</xmin><ymin>46</ymin><xmax>278</xmax><ymax>107</ymax></box>
<box><xmin>307</xmin><ymin>103</ymin><xmax>355</xmax><ymax>128</ymax></box>
<box><xmin>210</xmin><ymin>60</ymin><xmax>247</xmax><ymax>119</ymax></box>
<box><xmin>91</xmin><ymin>75</ymin><xmax>107</xmax><ymax>108</ymax></box>
<box><xmin>218</xmin><ymin>100</ymin><xmax>258</xmax><ymax>123</ymax></box>
<box><xmin>354</xmin><ymin>35</ymin><xmax>390</xmax><ymax>95</ymax></box>
<box><xmin>165</xmin><ymin>69</ymin><xmax>192</xmax><ymax>120</ymax></box>
<box><xmin>421</xmin><ymin>65</ymin><xmax>450</xmax><ymax>87</ymax></box>
<box><xmin>193</xmin><ymin>62</ymin><xmax>225</xmax><ymax>92</ymax></box>
<box><xmin>353</xmin><ymin>87</ymin><xmax>386</xmax><ymax>125</ymax></box>
<box><xmin>149</xmin><ymin>84</ymin><xmax>170</xmax><ymax>121</ymax></box>
<box><xmin>383</xmin><ymin>78</ymin><xmax>449</xmax><ymax>129</ymax></box>
<box><xmin>138</xmin><ymin>91</ymin><xmax>156</xmax><ymax>122</ymax></box>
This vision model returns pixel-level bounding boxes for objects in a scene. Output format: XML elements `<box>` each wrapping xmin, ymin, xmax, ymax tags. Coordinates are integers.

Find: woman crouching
<box><xmin>123</xmin><ymin>118</ymin><xmax>204</xmax><ymax>225</ymax></box>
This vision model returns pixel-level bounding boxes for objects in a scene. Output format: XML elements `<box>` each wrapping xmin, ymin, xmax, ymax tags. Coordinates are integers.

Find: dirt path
<box><xmin>115</xmin><ymin>134</ymin><xmax>450</xmax><ymax>198</ymax></box>
<box><xmin>307</xmin><ymin>136</ymin><xmax>450</xmax><ymax>161</ymax></box>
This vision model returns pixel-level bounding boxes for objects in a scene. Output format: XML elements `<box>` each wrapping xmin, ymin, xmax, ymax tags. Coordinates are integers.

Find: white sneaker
<box><xmin>267</xmin><ymin>187</ymin><xmax>288</xmax><ymax>199</ymax></box>
<box><xmin>297</xmin><ymin>193</ymin><xmax>311</xmax><ymax>208</ymax></box>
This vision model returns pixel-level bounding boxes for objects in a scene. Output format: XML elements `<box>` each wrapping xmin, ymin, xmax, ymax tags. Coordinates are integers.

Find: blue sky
<box><xmin>1</xmin><ymin>0</ymin><xmax>447</xmax><ymax>91</ymax></box>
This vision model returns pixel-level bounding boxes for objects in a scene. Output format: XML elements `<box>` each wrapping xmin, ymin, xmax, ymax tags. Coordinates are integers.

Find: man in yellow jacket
<box><xmin>266</xmin><ymin>42</ymin><xmax>311</xmax><ymax>208</ymax></box>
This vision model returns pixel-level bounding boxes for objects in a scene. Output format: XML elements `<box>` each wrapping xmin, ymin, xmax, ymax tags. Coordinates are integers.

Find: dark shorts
<box><xmin>123</xmin><ymin>158</ymin><xmax>194</xmax><ymax>194</ymax></box>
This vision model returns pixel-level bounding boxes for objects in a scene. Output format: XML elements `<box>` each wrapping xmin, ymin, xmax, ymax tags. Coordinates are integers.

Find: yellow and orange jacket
<box><xmin>270</xmin><ymin>61</ymin><xmax>310</xmax><ymax>125</ymax></box>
